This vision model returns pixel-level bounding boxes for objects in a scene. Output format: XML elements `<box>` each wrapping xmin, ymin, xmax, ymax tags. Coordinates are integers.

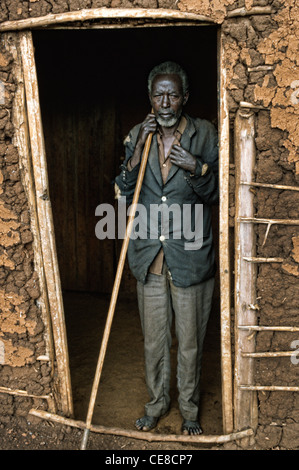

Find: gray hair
<box><xmin>147</xmin><ymin>61</ymin><xmax>189</xmax><ymax>95</ymax></box>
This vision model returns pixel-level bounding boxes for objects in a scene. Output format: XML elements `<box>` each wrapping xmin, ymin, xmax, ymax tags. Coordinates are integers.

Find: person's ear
<box><xmin>183</xmin><ymin>91</ymin><xmax>189</xmax><ymax>106</ymax></box>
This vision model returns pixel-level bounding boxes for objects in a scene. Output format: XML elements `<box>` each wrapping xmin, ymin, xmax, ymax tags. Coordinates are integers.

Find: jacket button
<box><xmin>161</xmin><ymin>196</ymin><xmax>167</xmax><ymax>202</ymax></box>
<box><xmin>159</xmin><ymin>235</ymin><xmax>165</xmax><ymax>242</ymax></box>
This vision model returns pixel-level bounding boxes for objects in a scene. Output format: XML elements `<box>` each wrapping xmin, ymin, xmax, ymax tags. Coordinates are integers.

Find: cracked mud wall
<box><xmin>179</xmin><ymin>0</ymin><xmax>299</xmax><ymax>450</ymax></box>
<box><xmin>0</xmin><ymin>42</ymin><xmax>52</xmax><ymax>421</ymax></box>
<box><xmin>0</xmin><ymin>0</ymin><xmax>298</xmax><ymax>449</ymax></box>
<box><xmin>218</xmin><ymin>0</ymin><xmax>299</xmax><ymax>449</ymax></box>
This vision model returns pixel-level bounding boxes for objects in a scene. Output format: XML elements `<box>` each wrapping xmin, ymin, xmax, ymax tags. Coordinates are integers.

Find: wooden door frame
<box><xmin>2</xmin><ymin>31</ymin><xmax>73</xmax><ymax>416</ymax></box>
<box><xmin>1</xmin><ymin>8</ymin><xmax>237</xmax><ymax>437</ymax></box>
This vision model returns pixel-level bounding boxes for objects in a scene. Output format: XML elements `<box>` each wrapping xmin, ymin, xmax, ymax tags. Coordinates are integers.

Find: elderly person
<box><xmin>114</xmin><ymin>61</ymin><xmax>218</xmax><ymax>435</ymax></box>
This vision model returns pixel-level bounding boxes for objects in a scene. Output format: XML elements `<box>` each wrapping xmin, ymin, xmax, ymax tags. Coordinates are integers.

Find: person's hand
<box><xmin>129</xmin><ymin>114</ymin><xmax>157</xmax><ymax>169</ymax></box>
<box><xmin>136</xmin><ymin>113</ymin><xmax>157</xmax><ymax>147</ymax></box>
<box><xmin>169</xmin><ymin>145</ymin><xmax>197</xmax><ymax>173</ymax></box>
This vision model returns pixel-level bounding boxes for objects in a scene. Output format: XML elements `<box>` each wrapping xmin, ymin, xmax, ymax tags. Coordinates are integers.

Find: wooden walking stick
<box><xmin>80</xmin><ymin>123</ymin><xmax>154</xmax><ymax>450</ymax></box>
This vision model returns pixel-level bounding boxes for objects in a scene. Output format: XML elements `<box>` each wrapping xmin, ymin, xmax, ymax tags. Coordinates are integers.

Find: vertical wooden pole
<box><xmin>234</xmin><ymin>108</ymin><xmax>258</xmax><ymax>435</ymax></box>
<box><xmin>19</xmin><ymin>31</ymin><xmax>73</xmax><ymax>417</ymax></box>
<box><xmin>218</xmin><ymin>29</ymin><xmax>234</xmax><ymax>435</ymax></box>
<box><xmin>2</xmin><ymin>32</ymin><xmax>57</xmax><ymax>381</ymax></box>
<box><xmin>80</xmin><ymin>126</ymin><xmax>153</xmax><ymax>450</ymax></box>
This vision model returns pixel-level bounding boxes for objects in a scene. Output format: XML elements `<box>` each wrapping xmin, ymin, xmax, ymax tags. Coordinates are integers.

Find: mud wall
<box><xmin>0</xmin><ymin>0</ymin><xmax>299</xmax><ymax>449</ymax></box>
<box><xmin>220</xmin><ymin>0</ymin><xmax>299</xmax><ymax>450</ymax></box>
<box><xmin>0</xmin><ymin>42</ymin><xmax>52</xmax><ymax>422</ymax></box>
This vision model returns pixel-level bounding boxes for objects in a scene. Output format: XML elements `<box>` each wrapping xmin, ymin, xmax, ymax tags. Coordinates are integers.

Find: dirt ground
<box><xmin>0</xmin><ymin>290</ymin><xmax>228</xmax><ymax>451</ymax></box>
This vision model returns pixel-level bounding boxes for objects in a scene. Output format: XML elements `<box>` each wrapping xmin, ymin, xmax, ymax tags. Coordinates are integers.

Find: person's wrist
<box><xmin>188</xmin><ymin>158</ymin><xmax>196</xmax><ymax>175</ymax></box>
<box><xmin>130</xmin><ymin>155</ymin><xmax>140</xmax><ymax>169</ymax></box>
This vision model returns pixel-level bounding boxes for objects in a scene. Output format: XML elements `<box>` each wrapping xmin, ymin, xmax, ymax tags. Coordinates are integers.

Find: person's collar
<box><xmin>176</xmin><ymin>114</ymin><xmax>187</xmax><ymax>136</ymax></box>
<box><xmin>157</xmin><ymin>114</ymin><xmax>187</xmax><ymax>137</ymax></box>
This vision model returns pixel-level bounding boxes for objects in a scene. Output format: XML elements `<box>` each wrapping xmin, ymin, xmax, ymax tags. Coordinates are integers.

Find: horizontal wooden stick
<box><xmin>0</xmin><ymin>387</ymin><xmax>56</xmax><ymax>412</ymax></box>
<box><xmin>239</xmin><ymin>217</ymin><xmax>299</xmax><ymax>247</ymax></box>
<box><xmin>239</xmin><ymin>101</ymin><xmax>269</xmax><ymax>110</ymax></box>
<box><xmin>239</xmin><ymin>326</ymin><xmax>299</xmax><ymax>332</ymax></box>
<box><xmin>243</xmin><ymin>257</ymin><xmax>284</xmax><ymax>263</ymax></box>
<box><xmin>239</xmin><ymin>217</ymin><xmax>299</xmax><ymax>225</ymax></box>
<box><xmin>29</xmin><ymin>409</ymin><xmax>254</xmax><ymax>444</ymax></box>
<box><xmin>0</xmin><ymin>8</ymin><xmax>214</xmax><ymax>32</ymax></box>
<box><xmin>247</xmin><ymin>66</ymin><xmax>274</xmax><ymax>72</ymax></box>
<box><xmin>242</xmin><ymin>351</ymin><xmax>295</xmax><ymax>358</ymax></box>
<box><xmin>0</xmin><ymin>386</ymin><xmax>50</xmax><ymax>400</ymax></box>
<box><xmin>240</xmin><ymin>386</ymin><xmax>299</xmax><ymax>392</ymax></box>
<box><xmin>227</xmin><ymin>6</ymin><xmax>273</xmax><ymax>17</ymax></box>
<box><xmin>242</xmin><ymin>181</ymin><xmax>299</xmax><ymax>192</ymax></box>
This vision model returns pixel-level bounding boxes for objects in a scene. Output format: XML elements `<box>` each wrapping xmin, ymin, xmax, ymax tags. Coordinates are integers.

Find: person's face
<box><xmin>149</xmin><ymin>74</ymin><xmax>189</xmax><ymax>128</ymax></box>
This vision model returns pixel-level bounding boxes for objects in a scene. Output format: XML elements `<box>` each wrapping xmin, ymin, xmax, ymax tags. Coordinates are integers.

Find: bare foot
<box><xmin>135</xmin><ymin>415</ymin><xmax>158</xmax><ymax>432</ymax></box>
<box><xmin>182</xmin><ymin>420</ymin><xmax>203</xmax><ymax>435</ymax></box>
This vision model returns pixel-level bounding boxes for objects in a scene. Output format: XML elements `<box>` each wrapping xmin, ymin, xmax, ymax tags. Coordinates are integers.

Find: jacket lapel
<box><xmin>146</xmin><ymin>115</ymin><xmax>197</xmax><ymax>188</ymax></box>
<box><xmin>165</xmin><ymin>115</ymin><xmax>196</xmax><ymax>185</ymax></box>
<box><xmin>147</xmin><ymin>135</ymin><xmax>163</xmax><ymax>187</ymax></box>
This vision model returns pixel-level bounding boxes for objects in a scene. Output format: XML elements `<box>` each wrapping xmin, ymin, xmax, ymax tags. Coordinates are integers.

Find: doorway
<box><xmin>33</xmin><ymin>26</ymin><xmax>221</xmax><ymax>434</ymax></box>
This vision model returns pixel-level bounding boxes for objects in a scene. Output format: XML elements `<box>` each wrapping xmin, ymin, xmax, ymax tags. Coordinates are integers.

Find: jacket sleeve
<box><xmin>114</xmin><ymin>126</ymin><xmax>141</xmax><ymax>205</ymax></box>
<box><xmin>184</xmin><ymin>121</ymin><xmax>219</xmax><ymax>206</ymax></box>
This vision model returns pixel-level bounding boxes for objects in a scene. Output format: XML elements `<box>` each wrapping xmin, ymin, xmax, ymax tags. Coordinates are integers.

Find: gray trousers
<box><xmin>137</xmin><ymin>263</ymin><xmax>215</xmax><ymax>421</ymax></box>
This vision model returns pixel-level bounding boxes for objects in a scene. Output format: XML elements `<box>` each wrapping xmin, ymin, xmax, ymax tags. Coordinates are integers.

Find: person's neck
<box><xmin>160</xmin><ymin>120</ymin><xmax>179</xmax><ymax>138</ymax></box>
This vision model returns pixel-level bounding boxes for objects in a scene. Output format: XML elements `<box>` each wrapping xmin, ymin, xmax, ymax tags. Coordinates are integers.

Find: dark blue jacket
<box><xmin>114</xmin><ymin>114</ymin><xmax>219</xmax><ymax>287</ymax></box>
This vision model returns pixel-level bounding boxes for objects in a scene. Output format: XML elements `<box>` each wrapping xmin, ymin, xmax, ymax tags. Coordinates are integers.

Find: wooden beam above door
<box><xmin>0</xmin><ymin>8</ymin><xmax>215</xmax><ymax>32</ymax></box>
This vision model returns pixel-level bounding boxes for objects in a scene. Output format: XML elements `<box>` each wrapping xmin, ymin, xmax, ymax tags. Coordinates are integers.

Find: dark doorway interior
<box><xmin>33</xmin><ymin>26</ymin><xmax>222</xmax><ymax>435</ymax></box>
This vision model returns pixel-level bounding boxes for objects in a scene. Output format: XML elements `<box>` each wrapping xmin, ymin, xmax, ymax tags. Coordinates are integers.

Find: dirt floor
<box><xmin>0</xmin><ymin>290</ymin><xmax>227</xmax><ymax>451</ymax></box>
